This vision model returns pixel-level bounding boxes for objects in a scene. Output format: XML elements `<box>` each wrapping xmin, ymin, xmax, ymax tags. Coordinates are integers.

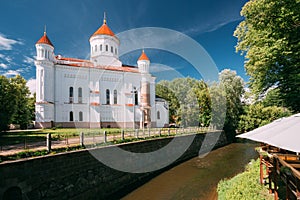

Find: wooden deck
<box><xmin>259</xmin><ymin>146</ymin><xmax>300</xmax><ymax>200</ymax></box>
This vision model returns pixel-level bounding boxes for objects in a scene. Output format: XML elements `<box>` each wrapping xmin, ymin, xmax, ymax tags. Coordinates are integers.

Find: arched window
<box><xmin>41</xmin><ymin>49</ymin><xmax>44</xmax><ymax>57</ymax></box>
<box><xmin>95</xmin><ymin>45</ymin><xmax>97</xmax><ymax>52</ymax></box>
<box><xmin>78</xmin><ymin>87</ymin><xmax>82</xmax><ymax>103</ymax></box>
<box><xmin>115</xmin><ymin>48</ymin><xmax>117</xmax><ymax>55</ymax></box>
<box><xmin>70</xmin><ymin>111</ymin><xmax>74</xmax><ymax>122</ymax></box>
<box><xmin>79</xmin><ymin>111</ymin><xmax>83</xmax><ymax>122</ymax></box>
<box><xmin>106</xmin><ymin>45</ymin><xmax>108</xmax><ymax>51</ymax></box>
<box><xmin>100</xmin><ymin>44</ymin><xmax>102</xmax><ymax>51</ymax></box>
<box><xmin>114</xmin><ymin>90</ymin><xmax>117</xmax><ymax>104</ymax></box>
<box><xmin>111</xmin><ymin>46</ymin><xmax>114</xmax><ymax>53</ymax></box>
<box><xmin>134</xmin><ymin>91</ymin><xmax>138</xmax><ymax>105</ymax></box>
<box><xmin>69</xmin><ymin>87</ymin><xmax>74</xmax><ymax>103</ymax></box>
<box><xmin>106</xmin><ymin>89</ymin><xmax>110</xmax><ymax>104</ymax></box>
<box><xmin>157</xmin><ymin>111</ymin><xmax>161</xmax><ymax>120</ymax></box>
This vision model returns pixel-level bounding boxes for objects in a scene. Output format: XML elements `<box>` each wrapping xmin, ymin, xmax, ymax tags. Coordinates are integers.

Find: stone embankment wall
<box><xmin>0</xmin><ymin>132</ymin><xmax>228</xmax><ymax>200</ymax></box>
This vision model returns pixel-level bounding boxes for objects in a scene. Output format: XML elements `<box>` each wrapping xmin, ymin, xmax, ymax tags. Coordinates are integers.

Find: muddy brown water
<box><xmin>122</xmin><ymin>142</ymin><xmax>258</xmax><ymax>200</ymax></box>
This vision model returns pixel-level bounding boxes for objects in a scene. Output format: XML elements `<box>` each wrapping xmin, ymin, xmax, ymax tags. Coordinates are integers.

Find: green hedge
<box><xmin>217</xmin><ymin>159</ymin><xmax>273</xmax><ymax>200</ymax></box>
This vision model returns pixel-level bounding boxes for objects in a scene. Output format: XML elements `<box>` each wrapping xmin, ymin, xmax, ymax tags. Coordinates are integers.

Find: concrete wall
<box><xmin>0</xmin><ymin>132</ymin><xmax>228</xmax><ymax>200</ymax></box>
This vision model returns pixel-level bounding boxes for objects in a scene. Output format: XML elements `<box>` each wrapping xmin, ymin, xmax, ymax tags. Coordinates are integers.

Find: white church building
<box><xmin>34</xmin><ymin>16</ymin><xmax>169</xmax><ymax>129</ymax></box>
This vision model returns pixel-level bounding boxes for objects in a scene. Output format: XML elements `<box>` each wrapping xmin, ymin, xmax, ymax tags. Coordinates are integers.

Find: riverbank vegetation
<box><xmin>217</xmin><ymin>159</ymin><xmax>273</xmax><ymax>200</ymax></box>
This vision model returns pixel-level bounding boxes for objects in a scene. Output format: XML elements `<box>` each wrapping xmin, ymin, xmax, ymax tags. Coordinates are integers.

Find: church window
<box><xmin>100</xmin><ymin>44</ymin><xmax>102</xmax><ymax>51</ymax></box>
<box><xmin>79</xmin><ymin>111</ymin><xmax>83</xmax><ymax>122</ymax></box>
<box><xmin>134</xmin><ymin>91</ymin><xmax>138</xmax><ymax>105</ymax></box>
<box><xmin>40</xmin><ymin>69</ymin><xmax>44</xmax><ymax>99</ymax></box>
<box><xmin>157</xmin><ymin>111</ymin><xmax>161</xmax><ymax>120</ymax></box>
<box><xmin>78</xmin><ymin>87</ymin><xmax>82</xmax><ymax>103</ymax></box>
<box><xmin>95</xmin><ymin>45</ymin><xmax>97</xmax><ymax>52</ymax></box>
<box><xmin>114</xmin><ymin>90</ymin><xmax>117</xmax><ymax>104</ymax></box>
<box><xmin>115</xmin><ymin>48</ymin><xmax>117</xmax><ymax>55</ymax></box>
<box><xmin>69</xmin><ymin>87</ymin><xmax>74</xmax><ymax>103</ymax></box>
<box><xmin>106</xmin><ymin>45</ymin><xmax>108</xmax><ymax>51</ymax></box>
<box><xmin>111</xmin><ymin>46</ymin><xmax>114</xmax><ymax>53</ymax></box>
<box><xmin>70</xmin><ymin>111</ymin><xmax>74</xmax><ymax>122</ymax></box>
<box><xmin>106</xmin><ymin>89</ymin><xmax>110</xmax><ymax>104</ymax></box>
<box><xmin>41</xmin><ymin>49</ymin><xmax>44</xmax><ymax>58</ymax></box>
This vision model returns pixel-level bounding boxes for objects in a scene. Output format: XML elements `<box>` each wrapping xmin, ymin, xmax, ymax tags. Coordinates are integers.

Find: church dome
<box><xmin>138</xmin><ymin>50</ymin><xmax>150</xmax><ymax>61</ymax></box>
<box><xmin>92</xmin><ymin>23</ymin><xmax>115</xmax><ymax>37</ymax></box>
<box><xmin>36</xmin><ymin>32</ymin><xmax>54</xmax><ymax>47</ymax></box>
<box><xmin>91</xmin><ymin>15</ymin><xmax>115</xmax><ymax>37</ymax></box>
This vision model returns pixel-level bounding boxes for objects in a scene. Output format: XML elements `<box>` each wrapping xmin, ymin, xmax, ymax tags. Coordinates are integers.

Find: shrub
<box><xmin>217</xmin><ymin>159</ymin><xmax>272</xmax><ymax>200</ymax></box>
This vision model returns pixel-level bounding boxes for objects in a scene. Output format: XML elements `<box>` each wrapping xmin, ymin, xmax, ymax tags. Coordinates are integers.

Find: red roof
<box><xmin>36</xmin><ymin>32</ymin><xmax>54</xmax><ymax>47</ymax></box>
<box><xmin>92</xmin><ymin>21</ymin><xmax>115</xmax><ymax>37</ymax></box>
<box><xmin>138</xmin><ymin>50</ymin><xmax>150</xmax><ymax>61</ymax></box>
<box><xmin>56</xmin><ymin>56</ymin><xmax>139</xmax><ymax>73</ymax></box>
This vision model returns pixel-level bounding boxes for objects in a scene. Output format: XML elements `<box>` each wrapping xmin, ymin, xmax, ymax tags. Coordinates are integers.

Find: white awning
<box><xmin>237</xmin><ymin>113</ymin><xmax>300</xmax><ymax>153</ymax></box>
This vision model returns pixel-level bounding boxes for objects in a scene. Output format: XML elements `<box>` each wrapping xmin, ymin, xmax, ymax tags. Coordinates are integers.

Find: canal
<box><xmin>122</xmin><ymin>142</ymin><xmax>258</xmax><ymax>200</ymax></box>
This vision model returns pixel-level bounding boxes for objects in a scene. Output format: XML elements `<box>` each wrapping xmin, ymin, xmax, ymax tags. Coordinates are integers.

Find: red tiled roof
<box><xmin>36</xmin><ymin>32</ymin><xmax>54</xmax><ymax>47</ymax></box>
<box><xmin>138</xmin><ymin>50</ymin><xmax>150</xmax><ymax>61</ymax></box>
<box><xmin>56</xmin><ymin>56</ymin><xmax>91</xmax><ymax>63</ymax></box>
<box><xmin>92</xmin><ymin>22</ymin><xmax>115</xmax><ymax>37</ymax></box>
<box><xmin>56</xmin><ymin>57</ymin><xmax>139</xmax><ymax>73</ymax></box>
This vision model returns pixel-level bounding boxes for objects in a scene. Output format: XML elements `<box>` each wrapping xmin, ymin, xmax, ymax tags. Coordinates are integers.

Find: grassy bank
<box><xmin>217</xmin><ymin>159</ymin><xmax>273</xmax><ymax>200</ymax></box>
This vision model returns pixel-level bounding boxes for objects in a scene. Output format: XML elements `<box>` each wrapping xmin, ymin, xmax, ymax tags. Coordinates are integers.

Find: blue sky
<box><xmin>0</xmin><ymin>0</ymin><xmax>248</xmax><ymax>91</ymax></box>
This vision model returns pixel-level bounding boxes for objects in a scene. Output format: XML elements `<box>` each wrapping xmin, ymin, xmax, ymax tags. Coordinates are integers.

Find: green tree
<box><xmin>238</xmin><ymin>103</ymin><xmax>291</xmax><ymax>133</ymax></box>
<box><xmin>234</xmin><ymin>0</ymin><xmax>300</xmax><ymax>112</ymax></box>
<box><xmin>210</xmin><ymin>70</ymin><xmax>244</xmax><ymax>141</ymax></box>
<box><xmin>10</xmin><ymin>75</ymin><xmax>31</xmax><ymax>129</ymax></box>
<box><xmin>221</xmin><ymin>70</ymin><xmax>244</xmax><ymax>139</ymax></box>
<box><xmin>192</xmin><ymin>80</ymin><xmax>211</xmax><ymax>127</ymax></box>
<box><xmin>261</xmin><ymin>88</ymin><xmax>285</xmax><ymax>108</ymax></box>
<box><xmin>0</xmin><ymin>76</ymin><xmax>17</xmax><ymax>132</ymax></box>
<box><xmin>156</xmin><ymin>81</ymin><xmax>180</xmax><ymax>123</ymax></box>
<box><xmin>28</xmin><ymin>92</ymin><xmax>36</xmax><ymax>122</ymax></box>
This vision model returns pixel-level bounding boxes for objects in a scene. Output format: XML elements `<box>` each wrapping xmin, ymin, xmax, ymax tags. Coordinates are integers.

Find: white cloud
<box><xmin>23</xmin><ymin>56</ymin><xmax>35</xmax><ymax>65</ymax></box>
<box><xmin>0</xmin><ymin>33</ymin><xmax>23</xmax><ymax>50</ymax></box>
<box><xmin>0</xmin><ymin>63</ymin><xmax>8</xmax><ymax>69</ymax></box>
<box><xmin>26</xmin><ymin>78</ymin><xmax>36</xmax><ymax>95</ymax></box>
<box><xmin>184</xmin><ymin>17</ymin><xmax>242</xmax><ymax>35</ymax></box>
<box><xmin>3</xmin><ymin>70</ymin><xmax>20</xmax><ymax>76</ymax></box>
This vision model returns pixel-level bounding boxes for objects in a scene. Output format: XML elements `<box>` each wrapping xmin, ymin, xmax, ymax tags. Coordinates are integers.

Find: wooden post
<box><xmin>80</xmin><ymin>132</ymin><xmax>84</xmax><ymax>147</ymax></box>
<box><xmin>121</xmin><ymin>130</ymin><xmax>125</xmax><ymax>140</ymax></box>
<box><xmin>273</xmin><ymin>158</ymin><xmax>279</xmax><ymax>200</ymax></box>
<box><xmin>168</xmin><ymin>128</ymin><xmax>170</xmax><ymax>136</ymax></box>
<box><xmin>47</xmin><ymin>133</ymin><xmax>51</xmax><ymax>152</ymax></box>
<box><xmin>24</xmin><ymin>138</ymin><xmax>27</xmax><ymax>149</ymax></box>
<box><xmin>103</xmin><ymin>131</ymin><xmax>107</xmax><ymax>143</ymax></box>
<box><xmin>260</xmin><ymin>154</ymin><xmax>264</xmax><ymax>185</ymax></box>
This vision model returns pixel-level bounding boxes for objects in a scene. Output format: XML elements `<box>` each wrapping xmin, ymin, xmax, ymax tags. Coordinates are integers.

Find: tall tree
<box><xmin>192</xmin><ymin>80</ymin><xmax>211</xmax><ymax>127</ymax></box>
<box><xmin>0</xmin><ymin>76</ymin><xmax>17</xmax><ymax>132</ymax></box>
<box><xmin>10</xmin><ymin>75</ymin><xmax>31</xmax><ymax>129</ymax></box>
<box><xmin>234</xmin><ymin>0</ymin><xmax>300</xmax><ymax>112</ymax></box>
<box><xmin>212</xmin><ymin>70</ymin><xmax>245</xmax><ymax>141</ymax></box>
